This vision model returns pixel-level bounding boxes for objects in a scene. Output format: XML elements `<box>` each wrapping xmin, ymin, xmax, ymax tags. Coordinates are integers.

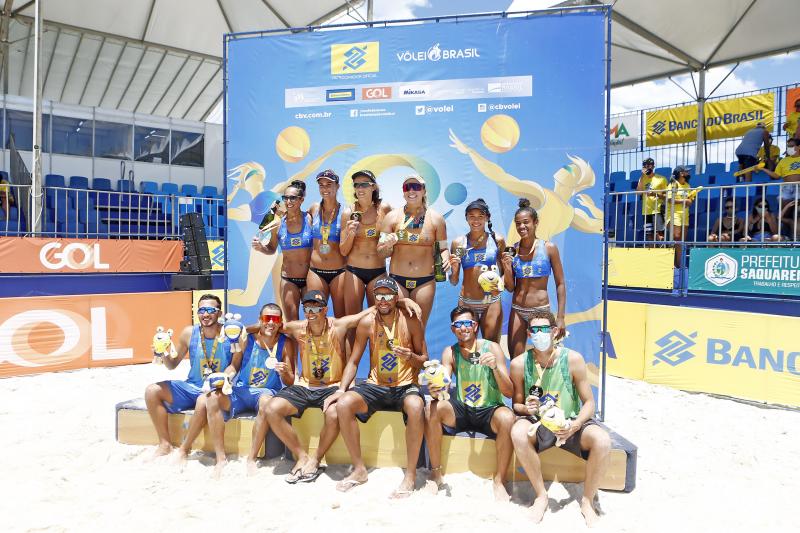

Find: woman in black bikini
<box><xmin>339</xmin><ymin>169</ymin><xmax>392</xmax><ymax>314</ymax></box>
<box><xmin>251</xmin><ymin>180</ymin><xmax>311</xmax><ymax>322</ymax></box>
<box><xmin>307</xmin><ymin>170</ymin><xmax>347</xmax><ymax>317</ymax></box>
<box><xmin>377</xmin><ymin>175</ymin><xmax>448</xmax><ymax>326</ymax></box>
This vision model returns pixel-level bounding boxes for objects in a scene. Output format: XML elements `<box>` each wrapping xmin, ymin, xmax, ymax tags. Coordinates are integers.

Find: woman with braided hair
<box><xmin>448</xmin><ymin>199</ymin><xmax>506</xmax><ymax>342</ymax></box>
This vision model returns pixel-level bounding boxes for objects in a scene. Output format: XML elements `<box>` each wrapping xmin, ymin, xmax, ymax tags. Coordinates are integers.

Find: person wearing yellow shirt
<box><xmin>763</xmin><ymin>137</ymin><xmax>800</xmax><ymax>221</ymax></box>
<box><xmin>756</xmin><ymin>134</ymin><xmax>781</xmax><ymax>171</ymax></box>
<box><xmin>635</xmin><ymin>157</ymin><xmax>667</xmax><ymax>242</ymax></box>
<box><xmin>0</xmin><ymin>177</ymin><xmax>14</xmax><ymax>215</ymax></box>
<box><xmin>784</xmin><ymin>98</ymin><xmax>799</xmax><ymax>140</ymax></box>
<box><xmin>665</xmin><ymin>166</ymin><xmax>695</xmax><ymax>268</ymax></box>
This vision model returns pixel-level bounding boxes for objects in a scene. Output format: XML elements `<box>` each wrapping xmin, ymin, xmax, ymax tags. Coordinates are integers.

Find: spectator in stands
<box><xmin>665</xmin><ymin>166</ymin><xmax>695</xmax><ymax>267</ymax></box>
<box><xmin>735</xmin><ymin>122</ymin><xmax>769</xmax><ymax>182</ymax></box>
<box><xmin>784</xmin><ymin>98</ymin><xmax>800</xmax><ymax>140</ymax></box>
<box><xmin>510</xmin><ymin>309</ymin><xmax>610</xmax><ymax>527</ymax></box>
<box><xmin>708</xmin><ymin>198</ymin><xmax>746</xmax><ymax>242</ymax></box>
<box><xmin>757</xmin><ymin>134</ymin><xmax>781</xmax><ymax>171</ymax></box>
<box><xmin>780</xmin><ymin>201</ymin><xmax>800</xmax><ymax>241</ymax></box>
<box><xmin>143</xmin><ymin>295</ymin><xmax>240</xmax><ymax>460</ymax></box>
<box><xmin>425</xmin><ymin>306</ymin><xmax>514</xmax><ymax>501</ymax></box>
<box><xmin>308</xmin><ymin>170</ymin><xmax>347</xmax><ymax>318</ymax></box>
<box><xmin>635</xmin><ymin>157</ymin><xmax>667</xmax><ymax>242</ymax></box>
<box><xmin>0</xmin><ymin>176</ymin><xmax>13</xmax><ymax>214</ymax></box>
<box><xmin>329</xmin><ymin>278</ymin><xmax>427</xmax><ymax>497</ymax></box>
<box><xmin>763</xmin><ymin>137</ymin><xmax>800</xmax><ymax>217</ymax></box>
<box><xmin>740</xmin><ymin>198</ymin><xmax>782</xmax><ymax>242</ymax></box>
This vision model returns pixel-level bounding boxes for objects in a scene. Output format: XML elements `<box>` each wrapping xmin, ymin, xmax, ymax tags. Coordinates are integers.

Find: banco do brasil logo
<box><xmin>704</xmin><ymin>253</ymin><xmax>738</xmax><ymax>287</ymax></box>
<box><xmin>331</xmin><ymin>42</ymin><xmax>380</xmax><ymax>75</ymax></box>
<box><xmin>652</xmin><ymin>121</ymin><xmax>666</xmax><ymax>135</ymax></box>
<box><xmin>653</xmin><ymin>330</ymin><xmax>697</xmax><ymax>366</ymax></box>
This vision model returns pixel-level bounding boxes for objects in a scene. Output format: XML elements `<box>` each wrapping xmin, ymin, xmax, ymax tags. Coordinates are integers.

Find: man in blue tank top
<box><xmin>735</xmin><ymin>122</ymin><xmax>769</xmax><ymax>182</ymax></box>
<box><xmin>143</xmin><ymin>294</ymin><xmax>242</xmax><ymax>462</ymax></box>
<box><xmin>205</xmin><ymin>303</ymin><xmax>296</xmax><ymax>477</ymax></box>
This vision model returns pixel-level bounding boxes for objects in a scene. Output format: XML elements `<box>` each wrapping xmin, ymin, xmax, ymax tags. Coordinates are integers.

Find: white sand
<box><xmin>2</xmin><ymin>362</ymin><xmax>798</xmax><ymax>532</ymax></box>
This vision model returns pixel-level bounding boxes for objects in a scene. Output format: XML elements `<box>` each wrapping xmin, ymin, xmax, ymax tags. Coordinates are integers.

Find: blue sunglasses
<box><xmin>451</xmin><ymin>319</ymin><xmax>476</xmax><ymax>328</ymax></box>
<box><xmin>197</xmin><ymin>306</ymin><xmax>220</xmax><ymax>315</ymax></box>
<box><xmin>528</xmin><ymin>325</ymin><xmax>551</xmax><ymax>334</ymax></box>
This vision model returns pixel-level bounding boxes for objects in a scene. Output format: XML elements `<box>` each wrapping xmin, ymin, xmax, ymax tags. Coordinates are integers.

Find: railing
<box><xmin>608</xmin><ymin>181</ymin><xmax>800</xmax><ymax>245</ymax></box>
<box><xmin>0</xmin><ymin>183</ymin><xmax>225</xmax><ymax>240</ymax></box>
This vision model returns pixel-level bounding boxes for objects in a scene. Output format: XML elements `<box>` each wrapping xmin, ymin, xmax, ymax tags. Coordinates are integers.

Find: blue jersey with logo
<box><xmin>512</xmin><ymin>239</ymin><xmax>551</xmax><ymax>278</ymax></box>
<box><xmin>461</xmin><ymin>233</ymin><xmax>498</xmax><ymax>270</ymax></box>
<box><xmin>237</xmin><ymin>333</ymin><xmax>287</xmax><ymax>390</ymax></box>
<box><xmin>278</xmin><ymin>212</ymin><xmax>313</xmax><ymax>250</ymax></box>
<box><xmin>186</xmin><ymin>325</ymin><xmax>234</xmax><ymax>386</ymax></box>
<box><xmin>311</xmin><ymin>204</ymin><xmax>342</xmax><ymax>242</ymax></box>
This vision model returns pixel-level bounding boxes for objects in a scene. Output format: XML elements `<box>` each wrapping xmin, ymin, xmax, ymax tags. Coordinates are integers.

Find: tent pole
<box><xmin>695</xmin><ymin>68</ymin><xmax>706</xmax><ymax>174</ymax></box>
<box><xmin>31</xmin><ymin>0</ymin><xmax>42</xmax><ymax>232</ymax></box>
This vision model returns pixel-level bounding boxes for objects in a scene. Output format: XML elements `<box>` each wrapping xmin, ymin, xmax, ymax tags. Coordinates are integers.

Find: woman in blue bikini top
<box><xmin>501</xmin><ymin>198</ymin><xmax>566</xmax><ymax>359</ymax></box>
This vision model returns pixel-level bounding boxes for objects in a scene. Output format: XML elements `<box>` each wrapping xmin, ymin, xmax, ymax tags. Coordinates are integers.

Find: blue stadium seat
<box><xmin>87</xmin><ymin>221</ymin><xmax>109</xmax><ymax>237</ymax></box>
<box><xmin>656</xmin><ymin>167</ymin><xmax>672</xmax><ymax>178</ymax></box>
<box><xmin>180</xmin><ymin>184</ymin><xmax>199</xmax><ymax>197</ymax></box>
<box><xmin>728</xmin><ymin>161</ymin><xmax>739</xmax><ymax>173</ymax></box>
<box><xmin>69</xmin><ymin>176</ymin><xmax>90</xmax><ymax>189</ymax></box>
<box><xmin>0</xmin><ymin>219</ymin><xmax>20</xmax><ymax>235</ymax></box>
<box><xmin>0</xmin><ymin>170</ymin><xmax>7</xmax><ymax>180</ymax></box>
<box><xmin>93</xmin><ymin>177</ymin><xmax>112</xmax><ymax>191</ymax></box>
<box><xmin>691</xmin><ymin>173</ymin><xmax>711</xmax><ymax>187</ymax></box>
<box><xmin>161</xmin><ymin>183</ymin><xmax>179</xmax><ymax>195</ymax></box>
<box><xmin>201</xmin><ymin>185</ymin><xmax>219</xmax><ymax>197</ymax></box>
<box><xmin>706</xmin><ymin>163</ymin><xmax>726</xmax><ymax>180</ymax></box>
<box><xmin>45</xmin><ymin>189</ymin><xmax>74</xmax><ymax>212</ymax></box>
<box><xmin>140</xmin><ymin>181</ymin><xmax>159</xmax><ymax>194</ymax></box>
<box><xmin>45</xmin><ymin>174</ymin><xmax>66</xmax><ymax>188</ymax></box>
<box><xmin>58</xmin><ymin>220</ymin><xmax>86</xmax><ymax>237</ymax></box>
<box><xmin>117</xmin><ymin>179</ymin><xmax>134</xmax><ymax>192</ymax></box>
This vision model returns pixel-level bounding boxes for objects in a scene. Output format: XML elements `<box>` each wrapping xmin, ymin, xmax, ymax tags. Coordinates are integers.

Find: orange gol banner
<box><xmin>0</xmin><ymin>237</ymin><xmax>183</xmax><ymax>273</ymax></box>
<box><xmin>0</xmin><ymin>291</ymin><xmax>192</xmax><ymax>378</ymax></box>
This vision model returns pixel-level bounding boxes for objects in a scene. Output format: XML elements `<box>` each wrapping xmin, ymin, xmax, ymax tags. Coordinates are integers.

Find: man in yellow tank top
<box><xmin>425</xmin><ymin>306</ymin><xmax>514</xmax><ymax>501</ymax></box>
<box><xmin>327</xmin><ymin>277</ymin><xmax>428</xmax><ymax>498</ymax></box>
<box><xmin>509</xmin><ymin>309</ymin><xmax>611</xmax><ymax>527</ymax></box>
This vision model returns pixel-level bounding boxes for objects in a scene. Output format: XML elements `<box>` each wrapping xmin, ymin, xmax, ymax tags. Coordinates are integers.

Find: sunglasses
<box><xmin>303</xmin><ymin>305</ymin><xmax>325</xmax><ymax>314</ymax></box>
<box><xmin>528</xmin><ymin>325</ymin><xmax>552</xmax><ymax>334</ymax></box>
<box><xmin>402</xmin><ymin>182</ymin><xmax>424</xmax><ymax>192</ymax></box>
<box><xmin>374</xmin><ymin>294</ymin><xmax>395</xmax><ymax>302</ymax></box>
<box><xmin>282</xmin><ymin>195</ymin><xmax>301</xmax><ymax>202</ymax></box>
<box><xmin>197</xmin><ymin>306</ymin><xmax>219</xmax><ymax>315</ymax></box>
<box><xmin>353</xmin><ymin>181</ymin><xmax>373</xmax><ymax>189</ymax></box>
<box><xmin>261</xmin><ymin>314</ymin><xmax>281</xmax><ymax>324</ymax></box>
<box><xmin>451</xmin><ymin>319</ymin><xmax>476</xmax><ymax>328</ymax></box>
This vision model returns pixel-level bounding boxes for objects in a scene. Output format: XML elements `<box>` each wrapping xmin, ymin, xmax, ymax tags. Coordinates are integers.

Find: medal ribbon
<box><xmin>200</xmin><ymin>334</ymin><xmax>220</xmax><ymax>375</ymax></box>
<box><xmin>320</xmin><ymin>202</ymin><xmax>338</xmax><ymax>247</ymax></box>
<box><xmin>308</xmin><ymin>321</ymin><xmax>328</xmax><ymax>380</ymax></box>
<box><xmin>378</xmin><ymin>312</ymin><xmax>398</xmax><ymax>349</ymax></box>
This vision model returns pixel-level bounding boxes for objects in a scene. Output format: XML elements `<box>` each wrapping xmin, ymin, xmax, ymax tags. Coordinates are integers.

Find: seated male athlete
<box><xmin>266</xmin><ymin>290</ymin><xmax>420</xmax><ymax>483</ymax></box>
<box><xmin>425</xmin><ymin>306</ymin><xmax>514</xmax><ymax>501</ymax></box>
<box><xmin>143</xmin><ymin>294</ymin><xmax>241</xmax><ymax>462</ymax></box>
<box><xmin>509</xmin><ymin>309</ymin><xmax>611</xmax><ymax>527</ymax></box>
<box><xmin>327</xmin><ymin>277</ymin><xmax>427</xmax><ymax>498</ymax></box>
<box><xmin>205</xmin><ymin>303</ymin><xmax>296</xmax><ymax>477</ymax></box>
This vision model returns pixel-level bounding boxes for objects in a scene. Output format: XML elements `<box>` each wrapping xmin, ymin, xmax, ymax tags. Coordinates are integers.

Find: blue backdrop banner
<box><xmin>225</xmin><ymin>11</ymin><xmax>608</xmax><ymax>392</ymax></box>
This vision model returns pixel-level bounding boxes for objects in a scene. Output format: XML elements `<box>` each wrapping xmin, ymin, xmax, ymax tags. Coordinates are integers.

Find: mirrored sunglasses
<box><xmin>353</xmin><ymin>181</ymin><xmax>373</xmax><ymax>189</ymax></box>
<box><xmin>282</xmin><ymin>195</ymin><xmax>301</xmax><ymax>202</ymax></box>
<box><xmin>374</xmin><ymin>294</ymin><xmax>396</xmax><ymax>302</ymax></box>
<box><xmin>303</xmin><ymin>305</ymin><xmax>325</xmax><ymax>314</ymax></box>
<box><xmin>261</xmin><ymin>314</ymin><xmax>282</xmax><ymax>324</ymax></box>
<box><xmin>197</xmin><ymin>306</ymin><xmax>219</xmax><ymax>315</ymax></box>
<box><xmin>451</xmin><ymin>319</ymin><xmax>476</xmax><ymax>328</ymax></box>
<box><xmin>402</xmin><ymin>182</ymin><xmax>424</xmax><ymax>192</ymax></box>
<box><xmin>528</xmin><ymin>325</ymin><xmax>551</xmax><ymax>334</ymax></box>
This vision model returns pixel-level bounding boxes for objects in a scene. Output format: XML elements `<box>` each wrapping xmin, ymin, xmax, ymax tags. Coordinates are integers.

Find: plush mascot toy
<box><xmin>538</xmin><ymin>398</ymin><xmax>571</xmax><ymax>447</ymax></box>
<box><xmin>218</xmin><ymin>312</ymin><xmax>244</xmax><ymax>352</ymax></box>
<box><xmin>477</xmin><ymin>265</ymin><xmax>504</xmax><ymax>302</ymax></box>
<box><xmin>151</xmin><ymin>326</ymin><xmax>176</xmax><ymax>364</ymax></box>
<box><xmin>419</xmin><ymin>360</ymin><xmax>451</xmax><ymax>401</ymax></box>
<box><xmin>202</xmin><ymin>372</ymin><xmax>233</xmax><ymax>395</ymax></box>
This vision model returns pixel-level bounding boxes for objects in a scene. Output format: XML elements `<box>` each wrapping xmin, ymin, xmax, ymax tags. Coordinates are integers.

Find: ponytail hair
<box><xmin>287</xmin><ymin>180</ymin><xmax>306</xmax><ymax>197</ymax></box>
<box><xmin>465</xmin><ymin>198</ymin><xmax>498</xmax><ymax>247</ymax></box>
<box><xmin>515</xmin><ymin>198</ymin><xmax>538</xmax><ymax>222</ymax></box>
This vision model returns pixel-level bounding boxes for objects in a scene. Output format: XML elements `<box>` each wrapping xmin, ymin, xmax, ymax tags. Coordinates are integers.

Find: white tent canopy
<box><xmin>0</xmin><ymin>0</ymin><xmax>363</xmax><ymax>121</ymax></box>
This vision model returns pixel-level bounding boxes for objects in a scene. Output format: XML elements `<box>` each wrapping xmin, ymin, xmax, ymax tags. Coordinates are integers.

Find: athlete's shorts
<box><xmin>163</xmin><ymin>380</ymin><xmax>203</xmax><ymax>414</ymax></box>
<box><xmin>351</xmin><ymin>382</ymin><xmax>424</xmax><ymax>423</ymax></box>
<box><xmin>276</xmin><ymin>385</ymin><xmax>337</xmax><ymax>417</ymax></box>
<box><xmin>224</xmin><ymin>386</ymin><xmax>279</xmax><ymax>421</ymax></box>
<box><xmin>443</xmin><ymin>398</ymin><xmax>510</xmax><ymax>438</ymax></box>
<box><xmin>532</xmin><ymin>418</ymin><xmax>600</xmax><ymax>459</ymax></box>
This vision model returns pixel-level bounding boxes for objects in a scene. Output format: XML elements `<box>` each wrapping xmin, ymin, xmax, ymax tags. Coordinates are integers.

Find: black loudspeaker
<box><xmin>171</xmin><ymin>274</ymin><xmax>212</xmax><ymax>290</ymax></box>
<box><xmin>179</xmin><ymin>211</ymin><xmax>210</xmax><ymax>274</ymax></box>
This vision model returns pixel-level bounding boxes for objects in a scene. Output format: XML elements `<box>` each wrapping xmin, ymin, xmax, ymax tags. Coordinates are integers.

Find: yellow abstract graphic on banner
<box><xmin>208</xmin><ymin>240</ymin><xmax>225</xmax><ymax>271</ymax></box>
<box><xmin>331</xmin><ymin>42</ymin><xmax>380</xmax><ymax>75</ymax></box>
<box><xmin>608</xmin><ymin>248</ymin><xmax>673</xmax><ymax>289</ymax></box>
<box><xmin>606</xmin><ymin>301</ymin><xmax>646</xmax><ymax>380</ymax></box>
<box><xmin>646</xmin><ymin>93</ymin><xmax>774</xmax><ymax>146</ymax></box>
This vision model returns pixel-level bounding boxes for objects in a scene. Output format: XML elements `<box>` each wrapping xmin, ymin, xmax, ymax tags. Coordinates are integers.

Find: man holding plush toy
<box><xmin>143</xmin><ymin>294</ymin><xmax>243</xmax><ymax>462</ymax></box>
<box><xmin>424</xmin><ymin>305</ymin><xmax>514</xmax><ymax>501</ymax></box>
<box><xmin>509</xmin><ymin>309</ymin><xmax>610</xmax><ymax>527</ymax></box>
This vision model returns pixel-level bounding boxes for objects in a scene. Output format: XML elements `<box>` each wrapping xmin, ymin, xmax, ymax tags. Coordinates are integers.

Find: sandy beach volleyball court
<box><xmin>2</xmin><ymin>361</ymin><xmax>797</xmax><ymax>532</ymax></box>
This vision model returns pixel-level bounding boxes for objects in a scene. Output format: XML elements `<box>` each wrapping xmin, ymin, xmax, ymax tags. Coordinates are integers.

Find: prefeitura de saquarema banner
<box><xmin>225</xmin><ymin>12</ymin><xmax>607</xmax><ymax>387</ymax></box>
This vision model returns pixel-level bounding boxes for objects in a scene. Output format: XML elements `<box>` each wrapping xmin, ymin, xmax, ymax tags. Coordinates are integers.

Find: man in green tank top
<box><xmin>424</xmin><ymin>306</ymin><xmax>515</xmax><ymax>501</ymax></box>
<box><xmin>509</xmin><ymin>309</ymin><xmax>611</xmax><ymax>527</ymax></box>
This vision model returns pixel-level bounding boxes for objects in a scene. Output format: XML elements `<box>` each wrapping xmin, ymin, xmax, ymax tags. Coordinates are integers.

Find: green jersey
<box><xmin>454</xmin><ymin>339</ymin><xmax>504</xmax><ymax>408</ymax></box>
<box><xmin>523</xmin><ymin>347</ymin><xmax>580</xmax><ymax>419</ymax></box>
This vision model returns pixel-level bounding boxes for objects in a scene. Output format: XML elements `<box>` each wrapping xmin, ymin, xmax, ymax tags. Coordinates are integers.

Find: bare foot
<box><xmin>172</xmin><ymin>447</ymin><xmax>189</xmax><ymax>470</ymax></box>
<box><xmin>580</xmin><ymin>496</ymin><xmax>600</xmax><ymax>527</ymax></box>
<box><xmin>492</xmin><ymin>480</ymin><xmax>510</xmax><ymax>502</ymax></box>
<box><xmin>246</xmin><ymin>458</ymin><xmax>259</xmax><ymax>477</ymax></box>
<box><xmin>389</xmin><ymin>475</ymin><xmax>415</xmax><ymax>499</ymax></box>
<box><xmin>300</xmin><ymin>456</ymin><xmax>320</xmax><ymax>476</ymax></box>
<box><xmin>530</xmin><ymin>495</ymin><xmax>548</xmax><ymax>523</ymax></box>
<box><xmin>286</xmin><ymin>456</ymin><xmax>310</xmax><ymax>483</ymax></box>
<box><xmin>212</xmin><ymin>459</ymin><xmax>227</xmax><ymax>480</ymax></box>
<box><xmin>336</xmin><ymin>468</ymin><xmax>368</xmax><ymax>492</ymax></box>
<box><xmin>425</xmin><ymin>468</ymin><xmax>444</xmax><ymax>495</ymax></box>
<box><xmin>147</xmin><ymin>442</ymin><xmax>172</xmax><ymax>461</ymax></box>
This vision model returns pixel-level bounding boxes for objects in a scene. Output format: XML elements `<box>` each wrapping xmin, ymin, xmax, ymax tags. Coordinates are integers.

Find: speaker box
<box><xmin>171</xmin><ymin>274</ymin><xmax>212</xmax><ymax>291</ymax></box>
<box><xmin>183</xmin><ymin>238</ymin><xmax>209</xmax><ymax>258</ymax></box>
<box><xmin>179</xmin><ymin>212</ymin><xmax>205</xmax><ymax>229</ymax></box>
<box><xmin>181</xmin><ymin>224</ymin><xmax>208</xmax><ymax>246</ymax></box>
<box><xmin>181</xmin><ymin>254</ymin><xmax>212</xmax><ymax>272</ymax></box>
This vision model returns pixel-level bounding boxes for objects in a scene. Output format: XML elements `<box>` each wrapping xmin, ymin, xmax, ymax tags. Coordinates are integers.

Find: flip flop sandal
<box><xmin>285</xmin><ymin>468</ymin><xmax>303</xmax><ymax>484</ymax></box>
<box><xmin>298</xmin><ymin>466</ymin><xmax>327</xmax><ymax>483</ymax></box>
<box><xmin>336</xmin><ymin>478</ymin><xmax>367</xmax><ymax>492</ymax></box>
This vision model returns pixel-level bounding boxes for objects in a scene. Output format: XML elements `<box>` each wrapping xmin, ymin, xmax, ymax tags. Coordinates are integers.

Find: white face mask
<box><xmin>755</xmin><ymin>206</ymin><xmax>765</xmax><ymax>214</ymax></box>
<box><xmin>788</xmin><ymin>146</ymin><xmax>798</xmax><ymax>156</ymax></box>
<box><xmin>530</xmin><ymin>331</ymin><xmax>552</xmax><ymax>352</ymax></box>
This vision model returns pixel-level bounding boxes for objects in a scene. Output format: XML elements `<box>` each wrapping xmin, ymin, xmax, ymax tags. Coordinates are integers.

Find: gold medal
<box><xmin>318</xmin><ymin>202</ymin><xmax>338</xmax><ymax>255</ymax></box>
<box><xmin>308</xmin><ymin>321</ymin><xmax>328</xmax><ymax>383</ymax></box>
<box><xmin>378</xmin><ymin>312</ymin><xmax>398</xmax><ymax>352</ymax></box>
<box><xmin>200</xmin><ymin>335</ymin><xmax>220</xmax><ymax>376</ymax></box>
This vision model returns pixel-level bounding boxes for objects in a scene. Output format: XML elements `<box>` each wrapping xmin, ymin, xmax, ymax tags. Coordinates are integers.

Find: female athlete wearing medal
<box><xmin>307</xmin><ymin>170</ymin><xmax>347</xmax><ymax>317</ymax></box>
<box><xmin>377</xmin><ymin>175</ymin><xmax>449</xmax><ymax>326</ymax></box>
<box><xmin>339</xmin><ymin>170</ymin><xmax>393</xmax><ymax>315</ymax></box>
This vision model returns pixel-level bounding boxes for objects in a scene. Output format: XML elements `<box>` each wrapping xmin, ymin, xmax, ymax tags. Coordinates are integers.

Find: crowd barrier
<box><xmin>606</xmin><ymin>300</ymin><xmax>800</xmax><ymax>407</ymax></box>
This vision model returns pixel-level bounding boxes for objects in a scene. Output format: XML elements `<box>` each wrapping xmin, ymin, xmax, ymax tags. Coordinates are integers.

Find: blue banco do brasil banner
<box><xmin>224</xmin><ymin>11</ymin><xmax>608</xmax><ymax>387</ymax></box>
<box><xmin>690</xmin><ymin>247</ymin><xmax>800</xmax><ymax>296</ymax></box>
